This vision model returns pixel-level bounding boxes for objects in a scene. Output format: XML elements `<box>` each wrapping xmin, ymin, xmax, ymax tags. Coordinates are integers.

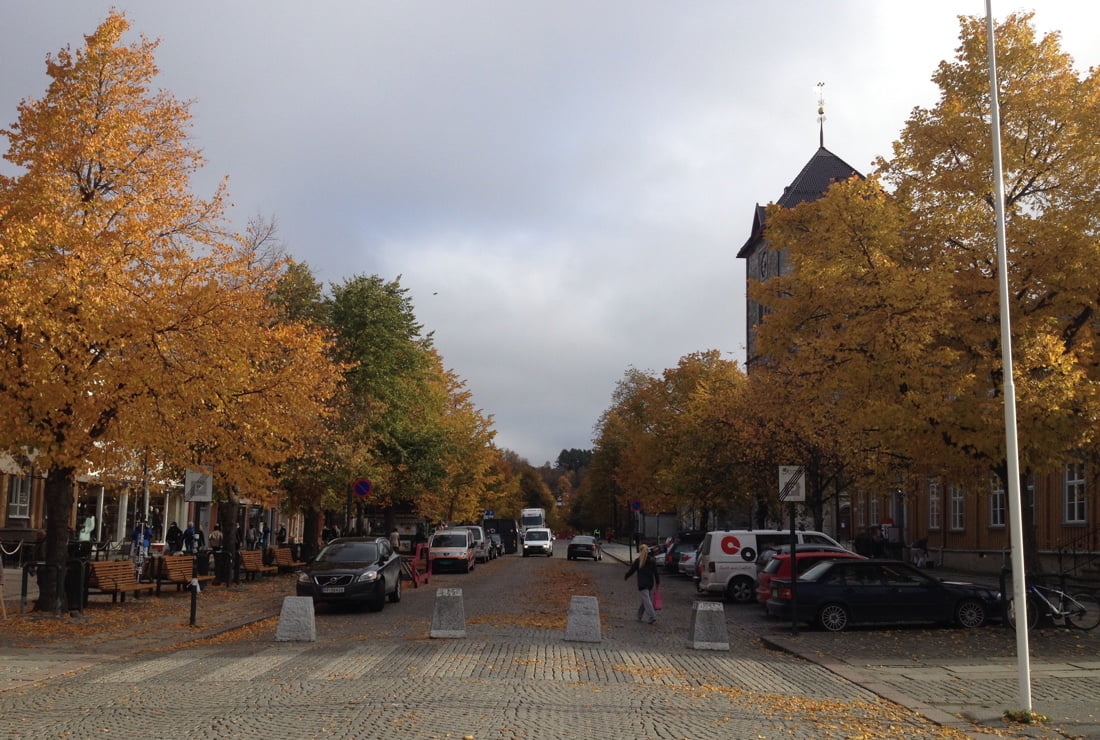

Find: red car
<box><xmin>756</xmin><ymin>550</ymin><xmax>865</xmax><ymax>605</ymax></box>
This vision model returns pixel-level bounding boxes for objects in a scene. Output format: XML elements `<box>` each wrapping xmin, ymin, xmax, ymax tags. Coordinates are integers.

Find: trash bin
<box><xmin>65</xmin><ymin>558</ymin><xmax>88</xmax><ymax>612</ymax></box>
<box><xmin>212</xmin><ymin>551</ymin><xmax>231</xmax><ymax>584</ymax></box>
<box><xmin>194</xmin><ymin>549</ymin><xmax>211</xmax><ymax>576</ymax></box>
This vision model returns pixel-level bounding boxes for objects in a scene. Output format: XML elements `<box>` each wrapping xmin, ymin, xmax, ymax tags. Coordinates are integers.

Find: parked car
<box><xmin>765</xmin><ymin>558</ymin><xmax>1000</xmax><ymax>632</ymax></box>
<box><xmin>488</xmin><ymin>532</ymin><xmax>504</xmax><ymax>559</ymax></box>
<box><xmin>464</xmin><ymin>525</ymin><xmax>490</xmax><ymax>563</ymax></box>
<box><xmin>756</xmin><ymin>550</ymin><xmax>866</xmax><ymax>605</ymax></box>
<box><xmin>295</xmin><ymin>537</ymin><xmax>402</xmax><ymax>612</ymax></box>
<box><xmin>566</xmin><ymin>535</ymin><xmax>602</xmax><ymax>561</ymax></box>
<box><xmin>697</xmin><ymin>529</ymin><xmax>845</xmax><ymax>604</ymax></box>
<box><xmin>755</xmin><ymin>543</ymin><xmax>854</xmax><ymax>575</ymax></box>
<box><xmin>664</xmin><ymin>541</ymin><xmax>696</xmax><ymax>574</ymax></box>
<box><xmin>522</xmin><ymin>527</ymin><xmax>554</xmax><ymax>557</ymax></box>
<box><xmin>429</xmin><ymin>528</ymin><xmax>477</xmax><ymax>573</ymax></box>
<box><xmin>677</xmin><ymin>547</ymin><xmax>698</xmax><ymax>577</ymax></box>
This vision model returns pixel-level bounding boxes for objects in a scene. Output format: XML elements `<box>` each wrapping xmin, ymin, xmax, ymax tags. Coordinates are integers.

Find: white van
<box><xmin>429</xmin><ymin>528</ymin><xmax>476</xmax><ymax>573</ymax></box>
<box><xmin>464</xmin><ymin>525</ymin><xmax>490</xmax><ymax>563</ymax></box>
<box><xmin>696</xmin><ymin>529</ymin><xmax>845</xmax><ymax>603</ymax></box>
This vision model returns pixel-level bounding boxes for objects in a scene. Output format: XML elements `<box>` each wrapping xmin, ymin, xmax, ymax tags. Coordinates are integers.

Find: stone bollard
<box><xmin>689</xmin><ymin>600</ymin><xmax>729</xmax><ymax>650</ymax></box>
<box><xmin>430</xmin><ymin>587</ymin><xmax>466</xmax><ymax>638</ymax></box>
<box><xmin>564</xmin><ymin>595</ymin><xmax>601</xmax><ymax>643</ymax></box>
<box><xmin>275</xmin><ymin>596</ymin><xmax>316</xmax><ymax>642</ymax></box>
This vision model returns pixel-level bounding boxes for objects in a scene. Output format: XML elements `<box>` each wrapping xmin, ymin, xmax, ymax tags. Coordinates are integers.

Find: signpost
<box><xmin>779</xmin><ymin>465</ymin><xmax>805</xmax><ymax>634</ymax></box>
<box><xmin>184</xmin><ymin>466</ymin><xmax>213</xmax><ymax>502</ymax></box>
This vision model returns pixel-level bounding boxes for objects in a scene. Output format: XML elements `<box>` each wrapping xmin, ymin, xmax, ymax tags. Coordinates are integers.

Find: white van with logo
<box><xmin>697</xmin><ymin>529</ymin><xmax>845</xmax><ymax>604</ymax></box>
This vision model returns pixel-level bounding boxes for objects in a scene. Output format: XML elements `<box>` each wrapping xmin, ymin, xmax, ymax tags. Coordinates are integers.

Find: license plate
<box><xmin>321</xmin><ymin>586</ymin><xmax>344</xmax><ymax>594</ymax></box>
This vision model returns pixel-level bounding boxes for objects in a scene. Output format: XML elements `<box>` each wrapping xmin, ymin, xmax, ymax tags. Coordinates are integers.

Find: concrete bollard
<box><xmin>430</xmin><ymin>587</ymin><xmax>466</xmax><ymax>638</ymax></box>
<box><xmin>689</xmin><ymin>600</ymin><xmax>729</xmax><ymax>650</ymax></box>
<box><xmin>275</xmin><ymin>596</ymin><xmax>316</xmax><ymax>642</ymax></box>
<box><xmin>564</xmin><ymin>595</ymin><xmax>601</xmax><ymax>642</ymax></box>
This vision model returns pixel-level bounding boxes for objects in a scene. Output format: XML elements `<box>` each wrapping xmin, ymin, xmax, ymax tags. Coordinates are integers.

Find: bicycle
<box><xmin>1004</xmin><ymin>580</ymin><xmax>1100</xmax><ymax>631</ymax></box>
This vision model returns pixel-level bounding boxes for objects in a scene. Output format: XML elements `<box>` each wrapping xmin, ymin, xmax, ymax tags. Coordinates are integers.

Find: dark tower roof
<box><xmin>736</xmin><ymin>146</ymin><xmax>862</xmax><ymax>258</ymax></box>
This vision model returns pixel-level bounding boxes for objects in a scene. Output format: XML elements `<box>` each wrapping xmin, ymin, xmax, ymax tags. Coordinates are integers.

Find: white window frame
<box><xmin>869</xmin><ymin>496</ymin><xmax>880</xmax><ymax>527</ymax></box>
<box><xmin>928</xmin><ymin>481</ymin><xmax>942</xmax><ymax>531</ymax></box>
<box><xmin>1064</xmin><ymin>463</ymin><xmax>1087</xmax><ymax>524</ymax></box>
<box><xmin>949</xmin><ymin>485</ymin><xmax>965</xmax><ymax>531</ymax></box>
<box><xmin>989</xmin><ymin>476</ymin><xmax>1005</xmax><ymax>528</ymax></box>
<box><xmin>855</xmin><ymin>493</ymin><xmax>865</xmax><ymax>528</ymax></box>
<box><xmin>7</xmin><ymin>474</ymin><xmax>32</xmax><ymax>519</ymax></box>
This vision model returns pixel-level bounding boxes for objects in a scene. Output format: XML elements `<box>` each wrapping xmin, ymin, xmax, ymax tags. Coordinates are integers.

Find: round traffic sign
<box><xmin>353</xmin><ymin>478</ymin><xmax>373</xmax><ymax>498</ymax></box>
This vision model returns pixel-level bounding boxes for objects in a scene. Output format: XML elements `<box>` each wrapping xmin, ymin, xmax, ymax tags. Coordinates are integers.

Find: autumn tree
<box><xmin>0</xmin><ymin>13</ymin><xmax>337</xmax><ymax>609</ymax></box>
<box><xmin>757</xmin><ymin>13</ymin><xmax>1100</xmax><ymax>571</ymax></box>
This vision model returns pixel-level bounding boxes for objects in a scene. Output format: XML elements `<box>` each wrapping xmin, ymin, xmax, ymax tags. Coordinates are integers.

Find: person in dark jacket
<box><xmin>624</xmin><ymin>543</ymin><xmax>660</xmax><ymax>624</ymax></box>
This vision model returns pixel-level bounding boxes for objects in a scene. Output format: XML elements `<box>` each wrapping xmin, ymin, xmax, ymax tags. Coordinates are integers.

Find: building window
<box><xmin>949</xmin><ymin>485</ymin><xmax>965</xmax><ymax>531</ymax></box>
<box><xmin>1064</xmin><ymin>463</ymin><xmax>1087</xmax><ymax>524</ymax></box>
<box><xmin>7</xmin><ymin>474</ymin><xmax>32</xmax><ymax>519</ymax></box>
<box><xmin>928</xmin><ymin>481</ymin><xmax>941</xmax><ymax>531</ymax></box>
<box><xmin>855</xmin><ymin>493</ymin><xmax>865</xmax><ymax>528</ymax></box>
<box><xmin>989</xmin><ymin>476</ymin><xmax>1005</xmax><ymax>528</ymax></box>
<box><xmin>869</xmin><ymin>496</ymin><xmax>880</xmax><ymax>527</ymax></box>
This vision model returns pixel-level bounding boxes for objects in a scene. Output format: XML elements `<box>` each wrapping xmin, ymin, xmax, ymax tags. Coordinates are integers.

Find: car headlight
<box><xmin>357</xmin><ymin>570</ymin><xmax>379</xmax><ymax>583</ymax></box>
<box><xmin>297</xmin><ymin>572</ymin><xmax>310</xmax><ymax>584</ymax></box>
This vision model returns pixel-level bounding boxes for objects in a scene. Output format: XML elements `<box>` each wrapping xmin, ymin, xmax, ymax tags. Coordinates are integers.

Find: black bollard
<box><xmin>189</xmin><ymin>579</ymin><xmax>198</xmax><ymax>626</ymax></box>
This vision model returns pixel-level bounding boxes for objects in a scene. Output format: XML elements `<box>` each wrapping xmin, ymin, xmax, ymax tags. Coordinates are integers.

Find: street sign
<box><xmin>631</xmin><ymin>499</ymin><xmax>642</xmax><ymax>511</ymax></box>
<box><xmin>778</xmin><ymin>465</ymin><xmax>805</xmax><ymax>503</ymax></box>
<box><xmin>353</xmin><ymin>478</ymin><xmax>373</xmax><ymax>498</ymax></box>
<box><xmin>184</xmin><ymin>466</ymin><xmax>213</xmax><ymax>502</ymax></box>
<box><xmin>483</xmin><ymin>509</ymin><xmax>494</xmax><ymax>519</ymax></box>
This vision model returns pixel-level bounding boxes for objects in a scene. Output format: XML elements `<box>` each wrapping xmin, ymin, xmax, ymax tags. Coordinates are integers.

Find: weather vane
<box><xmin>816</xmin><ymin>81</ymin><xmax>826</xmax><ymax>148</ymax></box>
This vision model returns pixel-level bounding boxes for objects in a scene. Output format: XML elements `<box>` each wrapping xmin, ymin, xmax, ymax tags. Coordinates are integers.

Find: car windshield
<box><xmin>526</xmin><ymin>530</ymin><xmax>549</xmax><ymax>542</ymax></box>
<box><xmin>433</xmin><ymin>533</ymin><xmax>468</xmax><ymax>548</ymax></box>
<box><xmin>316</xmin><ymin>541</ymin><xmax>378</xmax><ymax>564</ymax></box>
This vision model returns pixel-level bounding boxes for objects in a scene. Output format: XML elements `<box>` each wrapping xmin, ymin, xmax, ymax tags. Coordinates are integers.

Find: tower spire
<box><xmin>816</xmin><ymin>82</ymin><xmax>826</xmax><ymax>148</ymax></box>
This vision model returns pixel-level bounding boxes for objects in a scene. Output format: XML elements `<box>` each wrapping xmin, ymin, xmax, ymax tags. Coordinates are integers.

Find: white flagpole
<box><xmin>985</xmin><ymin>0</ymin><xmax>1032</xmax><ymax>712</ymax></box>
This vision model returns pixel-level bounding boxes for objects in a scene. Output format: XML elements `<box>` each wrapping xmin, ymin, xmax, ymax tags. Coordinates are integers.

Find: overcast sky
<box><xmin>2</xmin><ymin>2</ymin><xmax>1097</xmax><ymax>465</ymax></box>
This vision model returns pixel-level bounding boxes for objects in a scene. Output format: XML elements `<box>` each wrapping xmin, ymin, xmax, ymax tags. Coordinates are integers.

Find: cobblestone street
<box><xmin>3</xmin><ymin>543</ymin><xmax>1099</xmax><ymax>738</ymax></box>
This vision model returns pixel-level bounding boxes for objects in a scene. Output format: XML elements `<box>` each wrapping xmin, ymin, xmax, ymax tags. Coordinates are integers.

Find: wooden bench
<box><xmin>87</xmin><ymin>560</ymin><xmax>155</xmax><ymax>603</ymax></box>
<box><xmin>155</xmin><ymin>555</ymin><xmax>215</xmax><ymax>595</ymax></box>
<box><xmin>240</xmin><ymin>549</ymin><xmax>277</xmax><ymax>580</ymax></box>
<box><xmin>272</xmin><ymin>547</ymin><xmax>305</xmax><ymax>572</ymax></box>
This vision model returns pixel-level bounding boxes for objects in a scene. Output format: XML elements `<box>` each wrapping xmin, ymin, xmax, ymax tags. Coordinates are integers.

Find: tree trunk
<box><xmin>217</xmin><ymin>494</ymin><xmax>239</xmax><ymax>585</ymax></box>
<box><xmin>36</xmin><ymin>466</ymin><xmax>76</xmax><ymax>612</ymax></box>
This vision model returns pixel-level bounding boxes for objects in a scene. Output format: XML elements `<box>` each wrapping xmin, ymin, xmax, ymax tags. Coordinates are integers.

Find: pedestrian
<box><xmin>246</xmin><ymin>524</ymin><xmax>258</xmax><ymax>550</ymax></box>
<box><xmin>192</xmin><ymin>522</ymin><xmax>205</xmax><ymax>552</ymax></box>
<box><xmin>854</xmin><ymin>526</ymin><xmax>873</xmax><ymax>557</ymax></box>
<box><xmin>261</xmin><ymin>523</ymin><xmax>271</xmax><ymax>549</ymax></box>
<box><xmin>131</xmin><ymin>520</ymin><xmax>153</xmax><ymax>580</ymax></box>
<box><xmin>624</xmin><ymin>543</ymin><xmax>660</xmax><ymax>625</ymax></box>
<box><xmin>208</xmin><ymin>523</ymin><xmax>224</xmax><ymax>552</ymax></box>
<box><xmin>182</xmin><ymin>522</ymin><xmax>196</xmax><ymax>553</ymax></box>
<box><xmin>166</xmin><ymin>521</ymin><xmax>183</xmax><ymax>554</ymax></box>
<box><xmin>389</xmin><ymin>528</ymin><xmax>400</xmax><ymax>551</ymax></box>
<box><xmin>871</xmin><ymin>527</ymin><xmax>886</xmax><ymax>558</ymax></box>
<box><xmin>277</xmin><ymin>524</ymin><xmax>287</xmax><ymax>546</ymax></box>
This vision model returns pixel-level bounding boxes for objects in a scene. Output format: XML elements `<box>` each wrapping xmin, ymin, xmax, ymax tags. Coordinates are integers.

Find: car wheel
<box><xmin>725</xmin><ymin>576</ymin><xmax>755</xmax><ymax>604</ymax></box>
<box><xmin>817</xmin><ymin>603</ymin><xmax>849</xmax><ymax>632</ymax></box>
<box><xmin>389</xmin><ymin>575</ymin><xmax>402</xmax><ymax>603</ymax></box>
<box><xmin>954</xmin><ymin>599</ymin><xmax>986</xmax><ymax>628</ymax></box>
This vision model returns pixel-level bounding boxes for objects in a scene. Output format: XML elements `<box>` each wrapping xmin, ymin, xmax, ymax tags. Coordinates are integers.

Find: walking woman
<box><xmin>624</xmin><ymin>543</ymin><xmax>660</xmax><ymax>624</ymax></box>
